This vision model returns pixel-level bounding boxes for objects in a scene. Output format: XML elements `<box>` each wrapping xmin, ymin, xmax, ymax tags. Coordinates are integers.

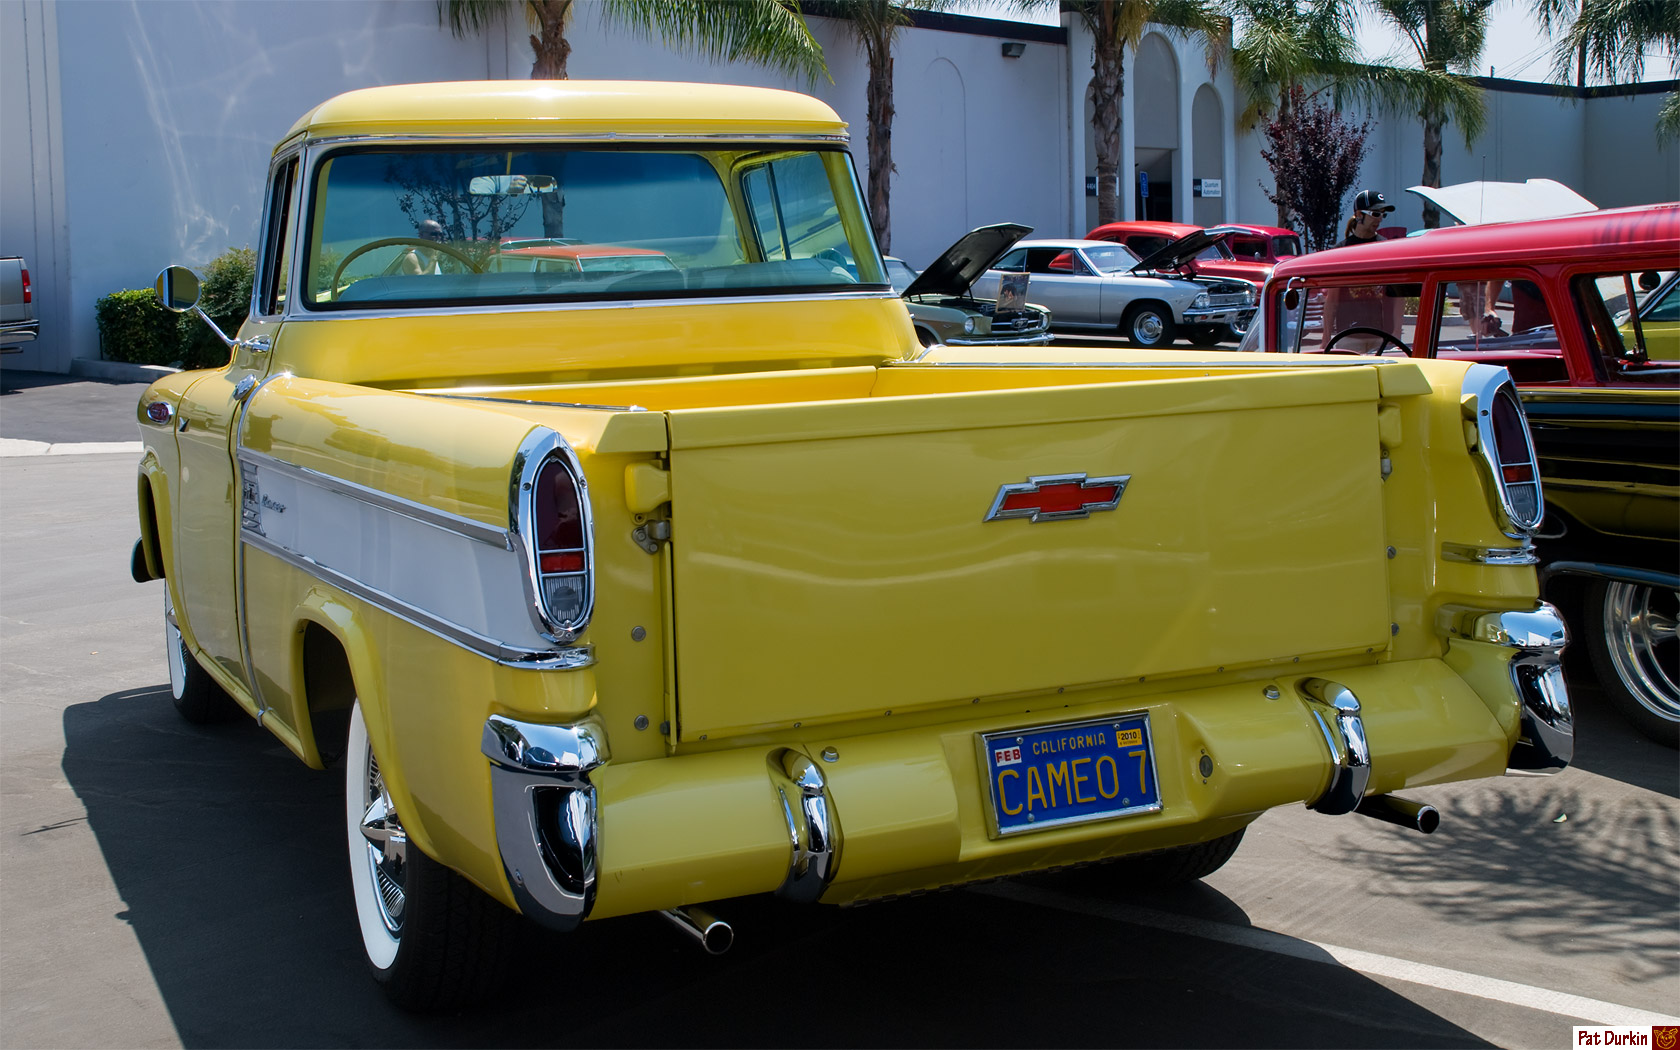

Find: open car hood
<box><xmin>902</xmin><ymin>223</ymin><xmax>1033</xmax><ymax>299</ymax></box>
<box><xmin>1406</xmin><ymin>179</ymin><xmax>1597</xmax><ymax>226</ymax></box>
<box><xmin>1129</xmin><ymin>225</ymin><xmax>1241</xmax><ymax>273</ymax></box>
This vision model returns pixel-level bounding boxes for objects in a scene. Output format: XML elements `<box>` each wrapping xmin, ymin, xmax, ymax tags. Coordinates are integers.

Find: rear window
<box><xmin>301</xmin><ymin>145</ymin><xmax>885</xmax><ymax>310</ymax></box>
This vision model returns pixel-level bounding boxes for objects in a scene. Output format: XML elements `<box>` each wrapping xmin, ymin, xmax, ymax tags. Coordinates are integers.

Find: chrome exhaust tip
<box><xmin>1355</xmin><ymin>794</ymin><xmax>1439</xmax><ymax>834</ymax></box>
<box><xmin>659</xmin><ymin>905</ymin><xmax>733</xmax><ymax>955</ymax></box>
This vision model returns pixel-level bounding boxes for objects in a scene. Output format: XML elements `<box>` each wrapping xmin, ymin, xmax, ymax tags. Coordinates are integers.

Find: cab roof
<box><xmin>279</xmin><ymin>80</ymin><xmax>849</xmax><ymax>148</ymax></box>
<box><xmin>1271</xmin><ymin>203</ymin><xmax>1680</xmax><ymax>280</ymax></box>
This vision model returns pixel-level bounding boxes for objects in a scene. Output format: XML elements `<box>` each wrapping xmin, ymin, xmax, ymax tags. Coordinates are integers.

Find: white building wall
<box><xmin>1231</xmin><ymin>79</ymin><xmax>1676</xmax><ymax>238</ymax></box>
<box><xmin>1</xmin><ymin>0</ymin><xmax>67</xmax><ymax>373</ymax></box>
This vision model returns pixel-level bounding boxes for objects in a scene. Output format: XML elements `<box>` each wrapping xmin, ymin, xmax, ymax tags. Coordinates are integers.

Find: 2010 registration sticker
<box><xmin>977</xmin><ymin>714</ymin><xmax>1161</xmax><ymax>838</ymax></box>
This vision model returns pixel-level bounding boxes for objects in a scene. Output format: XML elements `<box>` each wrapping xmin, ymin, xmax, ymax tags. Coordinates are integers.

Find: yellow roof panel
<box><xmin>281</xmin><ymin>80</ymin><xmax>848</xmax><ymax>146</ymax></box>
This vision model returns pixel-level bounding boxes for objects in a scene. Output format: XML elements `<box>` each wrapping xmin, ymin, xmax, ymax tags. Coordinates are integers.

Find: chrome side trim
<box><xmin>241</xmin><ymin>530</ymin><xmax>593</xmax><ymax>669</ymax></box>
<box><xmin>239</xmin><ymin>447</ymin><xmax>512</xmax><ymax>549</ymax></box>
<box><xmin>509</xmin><ymin>428</ymin><xmax>596</xmax><ymax>643</ymax></box>
<box><xmin>767</xmin><ymin>749</ymin><xmax>840</xmax><ymax>903</ymax></box>
<box><xmin>1300</xmin><ymin>679</ymin><xmax>1371</xmax><ymax>814</ymax></box>
<box><xmin>1441</xmin><ymin>541</ymin><xmax>1541</xmax><ymax>565</ymax></box>
<box><xmin>1540</xmin><ymin>560</ymin><xmax>1680</xmax><ymax>591</ymax></box>
<box><xmin>908</xmin><ymin>357</ymin><xmax>1401</xmax><ymax>370</ymax></box>
<box><xmin>481</xmin><ymin>716</ymin><xmax>608</xmax><ymax>932</ymax></box>
<box><xmin>422</xmin><ymin>393</ymin><xmax>648</xmax><ymax>413</ymax></box>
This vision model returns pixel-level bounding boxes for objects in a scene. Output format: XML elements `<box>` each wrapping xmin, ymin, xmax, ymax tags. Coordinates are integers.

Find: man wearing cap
<box><xmin>1337</xmin><ymin>189</ymin><xmax>1396</xmax><ymax>248</ymax></box>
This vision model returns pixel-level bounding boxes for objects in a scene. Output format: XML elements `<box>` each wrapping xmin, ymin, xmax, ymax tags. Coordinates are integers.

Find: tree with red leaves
<box><xmin>1260</xmin><ymin>85</ymin><xmax>1372</xmax><ymax>253</ymax></box>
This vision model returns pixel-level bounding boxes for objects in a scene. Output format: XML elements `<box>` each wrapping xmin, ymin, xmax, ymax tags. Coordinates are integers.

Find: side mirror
<box><xmin>1639</xmin><ymin>270</ymin><xmax>1662</xmax><ymax>292</ymax></box>
<box><xmin>155</xmin><ymin>266</ymin><xmax>202</xmax><ymax>313</ymax></box>
<box><xmin>1284</xmin><ymin>288</ymin><xmax>1301</xmax><ymax>311</ymax></box>
<box><xmin>155</xmin><ymin>264</ymin><xmax>235</xmax><ymax>349</ymax></box>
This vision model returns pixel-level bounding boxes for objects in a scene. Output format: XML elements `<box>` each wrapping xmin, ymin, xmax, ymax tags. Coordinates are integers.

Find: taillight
<box><xmin>1465</xmin><ymin>367</ymin><xmax>1544</xmax><ymax>535</ymax></box>
<box><xmin>20</xmin><ymin>267</ymin><xmax>30</xmax><ymax>304</ymax></box>
<box><xmin>516</xmin><ymin>432</ymin><xmax>592</xmax><ymax>640</ymax></box>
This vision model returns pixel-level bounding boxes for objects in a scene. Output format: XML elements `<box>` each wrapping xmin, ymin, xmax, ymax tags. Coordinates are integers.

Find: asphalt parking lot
<box><xmin>1</xmin><ymin>370</ymin><xmax>1676</xmax><ymax>1049</ymax></box>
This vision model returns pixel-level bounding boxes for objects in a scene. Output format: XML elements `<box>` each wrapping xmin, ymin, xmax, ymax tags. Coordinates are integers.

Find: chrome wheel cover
<box><xmin>1602</xmin><ymin>582</ymin><xmax>1680</xmax><ymax>722</ymax></box>
<box><xmin>359</xmin><ymin>750</ymin><xmax>409</xmax><ymax>935</ymax></box>
<box><xmin>1132</xmin><ymin>311</ymin><xmax>1165</xmax><ymax>343</ymax></box>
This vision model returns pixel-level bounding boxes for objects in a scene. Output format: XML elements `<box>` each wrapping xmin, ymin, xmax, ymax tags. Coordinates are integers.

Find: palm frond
<box><xmin>437</xmin><ymin>0</ymin><xmax>516</xmax><ymax>37</ymax></box>
<box><xmin>1658</xmin><ymin>89</ymin><xmax>1680</xmax><ymax>144</ymax></box>
<box><xmin>603</xmin><ymin>0</ymin><xmax>828</xmax><ymax>82</ymax></box>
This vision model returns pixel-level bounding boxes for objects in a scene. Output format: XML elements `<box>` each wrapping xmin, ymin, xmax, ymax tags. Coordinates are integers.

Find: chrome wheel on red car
<box><xmin>1585</xmin><ymin>581</ymin><xmax>1679</xmax><ymax>746</ymax></box>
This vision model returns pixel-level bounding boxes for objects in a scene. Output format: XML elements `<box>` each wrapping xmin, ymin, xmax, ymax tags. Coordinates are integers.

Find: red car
<box><xmin>1084</xmin><ymin>221</ymin><xmax>1296</xmax><ymax>341</ymax></box>
<box><xmin>1243</xmin><ymin>203</ymin><xmax>1679</xmax><ymax>745</ymax></box>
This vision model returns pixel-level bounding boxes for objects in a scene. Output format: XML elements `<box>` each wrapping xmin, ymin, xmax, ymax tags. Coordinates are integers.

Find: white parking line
<box><xmin>976</xmin><ymin>882</ymin><xmax>1680</xmax><ymax>1028</ymax></box>
<box><xmin>0</xmin><ymin>439</ymin><xmax>143</xmax><ymax>457</ymax></box>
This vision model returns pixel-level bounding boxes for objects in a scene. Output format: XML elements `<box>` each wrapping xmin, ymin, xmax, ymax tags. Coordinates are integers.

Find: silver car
<box><xmin>972</xmin><ymin>239</ymin><xmax>1256</xmax><ymax>348</ymax></box>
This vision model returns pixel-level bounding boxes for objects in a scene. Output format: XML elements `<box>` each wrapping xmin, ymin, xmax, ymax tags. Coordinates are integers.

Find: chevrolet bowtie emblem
<box><xmin>984</xmin><ymin>473</ymin><xmax>1131</xmax><ymax>523</ymax></box>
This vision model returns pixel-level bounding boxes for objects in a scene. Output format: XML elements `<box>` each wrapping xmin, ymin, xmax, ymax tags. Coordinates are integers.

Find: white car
<box><xmin>972</xmin><ymin>239</ymin><xmax>1256</xmax><ymax>348</ymax></box>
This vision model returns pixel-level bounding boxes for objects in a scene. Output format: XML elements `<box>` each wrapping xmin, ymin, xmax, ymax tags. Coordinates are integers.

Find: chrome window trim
<box><xmin>274</xmin><ymin>289</ymin><xmax>900</xmax><ymax>324</ymax></box>
<box><xmin>1440</xmin><ymin>541</ymin><xmax>1540</xmax><ymax>565</ymax></box>
<box><xmin>302</xmin><ymin>132</ymin><xmax>850</xmax><ymax>149</ymax></box>
<box><xmin>238</xmin><ymin>446</ymin><xmax>512</xmax><ymax>549</ymax></box>
<box><xmin>510</xmin><ymin>428</ymin><xmax>596</xmax><ymax>643</ymax></box>
<box><xmin>255</xmin><ymin>149</ymin><xmax>305</xmax><ymax>323</ymax></box>
<box><xmin>1462</xmin><ymin>363</ymin><xmax>1545</xmax><ymax>537</ymax></box>
<box><xmin>242</xmin><ymin>529</ymin><xmax>592</xmax><ymax>670</ymax></box>
<box><xmin>288</xmin><ymin>137</ymin><xmax>880</xmax><ymax>322</ymax></box>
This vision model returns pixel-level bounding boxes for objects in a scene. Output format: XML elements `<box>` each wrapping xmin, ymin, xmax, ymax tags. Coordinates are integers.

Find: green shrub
<box><xmin>97</xmin><ymin>246</ymin><xmax>256</xmax><ymax>369</ymax></box>
<box><xmin>95</xmin><ymin>289</ymin><xmax>181</xmax><ymax>365</ymax></box>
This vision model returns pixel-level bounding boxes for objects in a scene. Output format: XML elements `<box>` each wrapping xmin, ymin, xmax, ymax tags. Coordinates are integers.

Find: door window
<box><xmin>259</xmin><ymin>156</ymin><xmax>298</xmax><ymax>316</ymax></box>
<box><xmin>1572</xmin><ymin>270</ymin><xmax>1680</xmax><ymax>382</ymax></box>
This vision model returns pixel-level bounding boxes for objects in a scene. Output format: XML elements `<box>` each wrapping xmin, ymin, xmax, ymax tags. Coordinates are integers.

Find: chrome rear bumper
<box><xmin>1452</xmin><ymin>604</ymin><xmax>1573</xmax><ymax>775</ymax></box>
<box><xmin>481</xmin><ymin>715</ymin><xmax>607</xmax><ymax>931</ymax></box>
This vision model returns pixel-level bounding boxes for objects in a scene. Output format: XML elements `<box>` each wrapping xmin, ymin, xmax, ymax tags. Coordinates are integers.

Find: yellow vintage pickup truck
<box><xmin>133</xmin><ymin>81</ymin><xmax>1572</xmax><ymax>1009</ymax></box>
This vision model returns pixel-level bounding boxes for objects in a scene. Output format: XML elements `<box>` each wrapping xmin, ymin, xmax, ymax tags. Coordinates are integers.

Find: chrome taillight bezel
<box><xmin>510</xmin><ymin>428</ymin><xmax>594</xmax><ymax>644</ymax></box>
<box><xmin>1463</xmin><ymin>364</ymin><xmax>1545</xmax><ymax>538</ymax></box>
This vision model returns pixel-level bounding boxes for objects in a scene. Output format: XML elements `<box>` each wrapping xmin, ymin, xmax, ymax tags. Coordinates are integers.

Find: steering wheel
<box><xmin>329</xmin><ymin>237</ymin><xmax>485</xmax><ymax>300</ymax></box>
<box><xmin>1324</xmin><ymin>325</ymin><xmax>1411</xmax><ymax>356</ymax></box>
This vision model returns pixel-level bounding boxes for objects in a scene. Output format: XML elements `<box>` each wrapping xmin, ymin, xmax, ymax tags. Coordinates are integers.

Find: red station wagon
<box><xmin>1242</xmin><ymin>203</ymin><xmax>1680</xmax><ymax>745</ymax></box>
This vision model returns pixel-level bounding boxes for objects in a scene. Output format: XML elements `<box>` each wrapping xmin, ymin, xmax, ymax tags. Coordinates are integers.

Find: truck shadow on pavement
<box><xmin>65</xmin><ymin>686</ymin><xmax>1490</xmax><ymax>1049</ymax></box>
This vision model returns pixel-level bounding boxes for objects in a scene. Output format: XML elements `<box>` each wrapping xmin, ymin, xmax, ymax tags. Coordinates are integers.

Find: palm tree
<box><xmin>1018</xmin><ymin>0</ymin><xmax>1229</xmax><ymax>226</ymax></box>
<box><xmin>438</xmin><ymin>0</ymin><xmax>826</xmax><ymax>82</ymax></box>
<box><xmin>818</xmin><ymin>1</ymin><xmax>954</xmax><ymax>255</ymax></box>
<box><xmin>1231</xmin><ymin>0</ymin><xmax>1487</xmax><ymax>228</ymax></box>
<box><xmin>1538</xmin><ymin>0</ymin><xmax>1680</xmax><ymax>142</ymax></box>
<box><xmin>1369</xmin><ymin>0</ymin><xmax>1496</xmax><ymax>229</ymax></box>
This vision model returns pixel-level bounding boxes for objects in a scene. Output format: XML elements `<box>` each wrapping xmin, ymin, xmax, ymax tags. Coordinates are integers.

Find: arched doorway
<box><xmin>1191</xmin><ymin>84</ymin><xmax>1224</xmax><ymax>226</ymax></box>
<box><xmin>1132</xmin><ymin>34</ymin><xmax>1178</xmax><ymax>222</ymax></box>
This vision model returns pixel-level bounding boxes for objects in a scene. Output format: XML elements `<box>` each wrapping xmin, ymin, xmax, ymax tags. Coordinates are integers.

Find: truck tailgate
<box><xmin>666</xmin><ymin>367</ymin><xmax>1392</xmax><ymax>741</ymax></box>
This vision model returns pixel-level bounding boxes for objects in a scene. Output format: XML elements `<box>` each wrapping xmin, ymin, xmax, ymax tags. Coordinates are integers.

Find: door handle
<box><xmin>233</xmin><ymin>376</ymin><xmax>258</xmax><ymax>403</ymax></box>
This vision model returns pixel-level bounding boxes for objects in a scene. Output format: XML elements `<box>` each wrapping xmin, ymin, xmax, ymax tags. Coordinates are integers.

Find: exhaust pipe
<box><xmin>659</xmin><ymin>905</ymin><xmax>733</xmax><ymax>955</ymax></box>
<box><xmin>1355</xmin><ymin>794</ymin><xmax>1439</xmax><ymax>834</ymax></box>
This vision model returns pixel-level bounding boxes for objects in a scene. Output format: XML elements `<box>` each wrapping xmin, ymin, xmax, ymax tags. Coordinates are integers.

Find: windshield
<box><xmin>1084</xmin><ymin>244</ymin><xmax>1141</xmax><ymax>274</ymax></box>
<box><xmin>884</xmin><ymin>258</ymin><xmax>919</xmax><ymax>294</ymax></box>
<box><xmin>302</xmin><ymin>146</ymin><xmax>885</xmax><ymax>310</ymax></box>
